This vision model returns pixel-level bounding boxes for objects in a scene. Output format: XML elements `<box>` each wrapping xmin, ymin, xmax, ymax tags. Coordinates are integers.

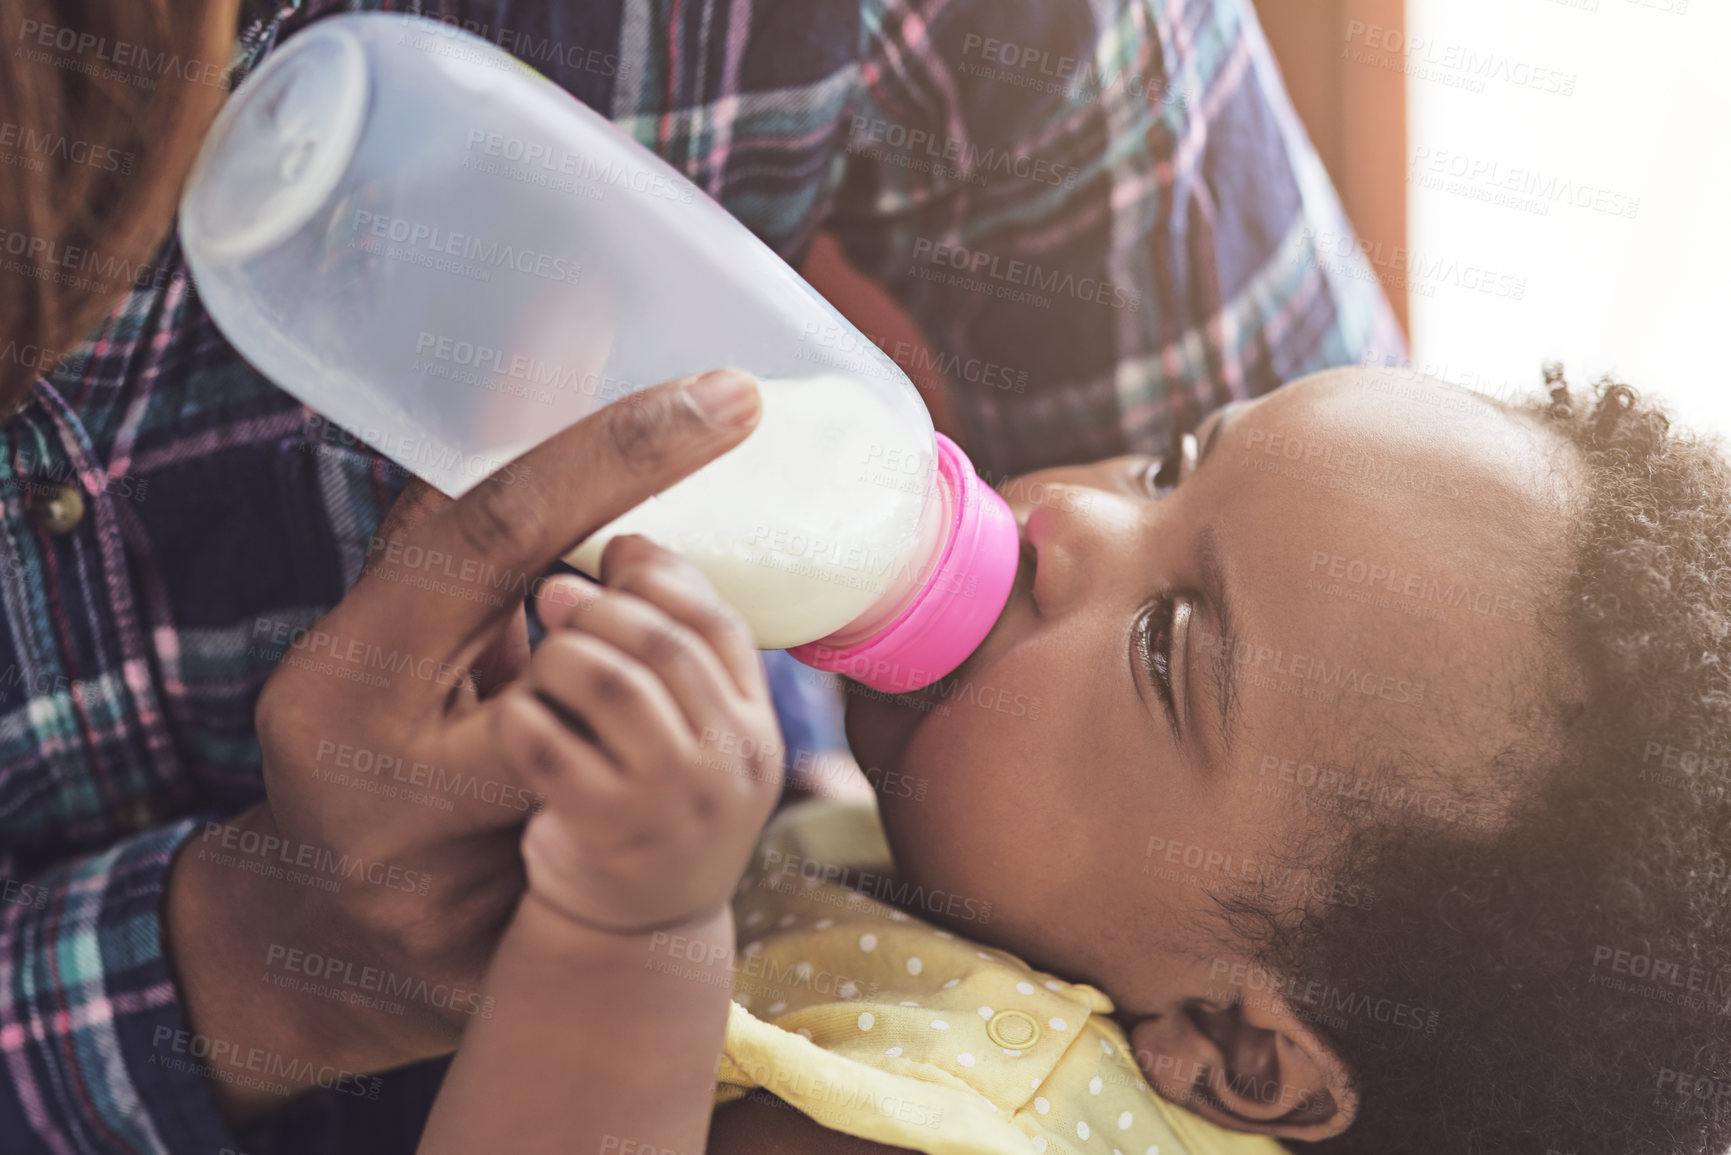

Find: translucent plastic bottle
<box><xmin>180</xmin><ymin>12</ymin><xmax>1018</xmax><ymax>692</ymax></box>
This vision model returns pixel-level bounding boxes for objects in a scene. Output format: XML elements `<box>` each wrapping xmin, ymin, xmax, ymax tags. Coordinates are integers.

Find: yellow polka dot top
<box><xmin>714</xmin><ymin>800</ymin><xmax>1289</xmax><ymax>1155</ymax></box>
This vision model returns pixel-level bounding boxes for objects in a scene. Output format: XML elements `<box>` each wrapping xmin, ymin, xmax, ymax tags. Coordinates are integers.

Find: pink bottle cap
<box><xmin>789</xmin><ymin>433</ymin><xmax>1020</xmax><ymax>694</ymax></box>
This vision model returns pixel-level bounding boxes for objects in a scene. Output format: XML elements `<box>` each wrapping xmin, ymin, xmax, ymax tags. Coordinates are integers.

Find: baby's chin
<box><xmin>841</xmin><ymin>640</ymin><xmax>994</xmax><ymax>784</ymax></box>
<box><xmin>841</xmin><ymin>679</ymin><xmax>937</xmax><ymax>782</ymax></box>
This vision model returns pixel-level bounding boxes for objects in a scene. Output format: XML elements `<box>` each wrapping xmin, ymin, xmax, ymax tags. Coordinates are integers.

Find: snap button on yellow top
<box><xmin>30</xmin><ymin>483</ymin><xmax>85</xmax><ymax>536</ymax></box>
<box><xmin>986</xmin><ymin>1009</ymin><xmax>1041</xmax><ymax>1050</ymax></box>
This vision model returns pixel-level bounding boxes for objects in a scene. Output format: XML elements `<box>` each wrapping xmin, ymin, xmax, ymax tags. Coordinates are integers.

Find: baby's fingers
<box><xmin>527</xmin><ymin>632</ymin><xmax>695</xmax><ymax>772</ymax></box>
<box><xmin>600</xmin><ymin>536</ymin><xmax>767</xmax><ymax>699</ymax></box>
<box><xmin>542</xmin><ymin>585</ymin><xmax>741</xmax><ymax>739</ymax></box>
<box><xmin>493</xmin><ymin>686</ymin><xmax>625</xmax><ymax>806</ymax></box>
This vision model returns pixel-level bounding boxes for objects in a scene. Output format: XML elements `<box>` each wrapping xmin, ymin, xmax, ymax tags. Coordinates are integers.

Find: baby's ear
<box><xmin>1128</xmin><ymin>996</ymin><xmax>1358</xmax><ymax>1141</ymax></box>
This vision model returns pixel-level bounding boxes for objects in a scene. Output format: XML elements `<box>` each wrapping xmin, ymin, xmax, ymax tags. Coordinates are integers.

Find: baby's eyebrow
<box><xmin>1202</xmin><ymin>406</ymin><xmax>1232</xmax><ymax>458</ymax></box>
<box><xmin>1189</xmin><ymin>404</ymin><xmax>1246</xmax><ymax>761</ymax></box>
<box><xmin>1198</xmin><ymin>524</ymin><xmax>1240</xmax><ymax>761</ymax></box>
<box><xmin>1197</xmin><ymin>398</ymin><xmax>1247</xmax><ymax>461</ymax></box>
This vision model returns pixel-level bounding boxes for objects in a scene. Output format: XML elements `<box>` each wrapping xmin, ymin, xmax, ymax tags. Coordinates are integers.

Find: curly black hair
<box><xmin>1255</xmin><ymin>368</ymin><xmax>1731</xmax><ymax>1154</ymax></box>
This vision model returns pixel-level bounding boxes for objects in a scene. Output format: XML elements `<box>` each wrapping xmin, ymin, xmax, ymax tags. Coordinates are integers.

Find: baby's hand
<box><xmin>497</xmin><ymin>536</ymin><xmax>783</xmax><ymax>935</ymax></box>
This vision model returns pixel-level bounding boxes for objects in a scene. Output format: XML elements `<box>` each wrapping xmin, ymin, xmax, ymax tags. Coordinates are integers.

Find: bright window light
<box><xmin>1405</xmin><ymin>0</ymin><xmax>1729</xmax><ymax>436</ymax></box>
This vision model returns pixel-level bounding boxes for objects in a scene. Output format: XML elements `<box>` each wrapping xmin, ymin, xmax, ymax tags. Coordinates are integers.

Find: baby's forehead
<box><xmin>1259</xmin><ymin>368</ymin><xmax>1579</xmax><ymax>518</ymax></box>
<box><xmin>1213</xmin><ymin>368</ymin><xmax>1577</xmax><ymax>831</ymax></box>
<box><xmin>1277</xmin><ymin>366</ymin><xmax>1516</xmax><ymax>439</ymax></box>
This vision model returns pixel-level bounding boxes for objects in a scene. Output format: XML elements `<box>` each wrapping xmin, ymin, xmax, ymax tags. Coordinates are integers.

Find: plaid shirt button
<box><xmin>28</xmin><ymin>482</ymin><xmax>85</xmax><ymax>536</ymax></box>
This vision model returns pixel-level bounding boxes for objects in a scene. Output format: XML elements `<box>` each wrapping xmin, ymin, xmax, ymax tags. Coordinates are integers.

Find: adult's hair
<box><xmin>0</xmin><ymin>0</ymin><xmax>222</xmax><ymax>413</ymax></box>
<box><xmin>1257</xmin><ymin>368</ymin><xmax>1731</xmax><ymax>1154</ymax></box>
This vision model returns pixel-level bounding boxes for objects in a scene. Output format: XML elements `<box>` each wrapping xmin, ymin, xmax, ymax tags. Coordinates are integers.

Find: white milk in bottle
<box><xmin>566</xmin><ymin>373</ymin><xmax>940</xmax><ymax>650</ymax></box>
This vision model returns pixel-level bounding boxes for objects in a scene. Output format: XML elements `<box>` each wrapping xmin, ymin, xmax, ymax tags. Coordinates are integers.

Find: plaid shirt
<box><xmin>0</xmin><ymin>0</ymin><xmax>1401</xmax><ymax>1151</ymax></box>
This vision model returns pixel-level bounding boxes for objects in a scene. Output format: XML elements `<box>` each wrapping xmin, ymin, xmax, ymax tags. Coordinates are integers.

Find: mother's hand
<box><xmin>165</xmin><ymin>369</ymin><xmax>760</xmax><ymax>1122</ymax></box>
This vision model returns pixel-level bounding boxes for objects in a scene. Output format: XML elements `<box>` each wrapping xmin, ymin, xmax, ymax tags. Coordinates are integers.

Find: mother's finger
<box><xmin>328</xmin><ymin>371</ymin><xmax>761</xmax><ymax>697</ymax></box>
<box><xmin>358</xmin><ymin>479</ymin><xmax>451</xmax><ymax>580</ymax></box>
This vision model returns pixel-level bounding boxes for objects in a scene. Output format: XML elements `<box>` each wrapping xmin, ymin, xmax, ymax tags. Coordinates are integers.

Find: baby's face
<box><xmin>844</xmin><ymin>367</ymin><xmax>1577</xmax><ymax>1130</ymax></box>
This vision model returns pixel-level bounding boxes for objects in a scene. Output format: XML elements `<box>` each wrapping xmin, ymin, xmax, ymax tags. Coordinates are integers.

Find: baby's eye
<box><xmin>1143</xmin><ymin>426</ymin><xmax>1198</xmax><ymax>497</ymax></box>
<box><xmin>1142</xmin><ymin>455</ymin><xmax>1180</xmax><ymax>497</ymax></box>
<box><xmin>1136</xmin><ymin>596</ymin><xmax>1178</xmax><ymax>709</ymax></box>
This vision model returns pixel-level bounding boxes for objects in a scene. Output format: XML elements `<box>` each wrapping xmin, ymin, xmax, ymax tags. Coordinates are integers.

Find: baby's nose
<box><xmin>1023</xmin><ymin>488</ymin><xmax>1141</xmax><ymax>613</ymax></box>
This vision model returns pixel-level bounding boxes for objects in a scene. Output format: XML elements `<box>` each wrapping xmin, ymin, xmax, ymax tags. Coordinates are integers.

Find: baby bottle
<box><xmin>180</xmin><ymin>12</ymin><xmax>1019</xmax><ymax>693</ymax></box>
